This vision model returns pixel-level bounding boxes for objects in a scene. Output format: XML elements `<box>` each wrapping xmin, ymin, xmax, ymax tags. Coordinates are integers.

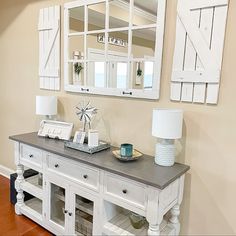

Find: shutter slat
<box><xmin>38</xmin><ymin>6</ymin><xmax>60</xmax><ymax>91</ymax></box>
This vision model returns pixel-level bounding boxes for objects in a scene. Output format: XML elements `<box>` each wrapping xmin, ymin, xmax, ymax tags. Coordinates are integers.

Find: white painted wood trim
<box><xmin>39</xmin><ymin>5</ymin><xmax>60</xmax><ymax>91</ymax></box>
<box><xmin>0</xmin><ymin>164</ymin><xmax>15</xmax><ymax>178</ymax></box>
<box><xmin>171</xmin><ymin>0</ymin><xmax>228</xmax><ymax>104</ymax></box>
<box><xmin>64</xmin><ymin>0</ymin><xmax>166</xmax><ymax>100</ymax></box>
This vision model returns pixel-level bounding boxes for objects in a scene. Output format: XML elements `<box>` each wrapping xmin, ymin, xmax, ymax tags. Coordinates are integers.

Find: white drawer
<box><xmin>47</xmin><ymin>154</ymin><xmax>99</xmax><ymax>191</ymax></box>
<box><xmin>20</xmin><ymin>144</ymin><xmax>43</xmax><ymax>169</ymax></box>
<box><xmin>104</xmin><ymin>173</ymin><xmax>146</xmax><ymax>209</ymax></box>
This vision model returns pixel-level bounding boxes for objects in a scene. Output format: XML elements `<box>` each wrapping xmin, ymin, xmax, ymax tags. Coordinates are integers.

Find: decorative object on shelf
<box><xmin>97</xmin><ymin>34</ymin><xmax>127</xmax><ymax>47</ymax></box>
<box><xmin>129</xmin><ymin>212</ymin><xmax>146</xmax><ymax>229</ymax></box>
<box><xmin>135</xmin><ymin>62</ymin><xmax>142</xmax><ymax>85</ymax></box>
<box><xmin>65</xmin><ymin>140</ymin><xmax>110</xmax><ymax>154</ymax></box>
<box><xmin>73</xmin><ymin>51</ymin><xmax>83</xmax><ymax>85</ymax></box>
<box><xmin>36</xmin><ymin>96</ymin><xmax>57</xmax><ymax>120</ymax></box>
<box><xmin>38</xmin><ymin>6</ymin><xmax>60</xmax><ymax>91</ymax></box>
<box><xmin>73</xmin><ymin>130</ymin><xmax>86</xmax><ymax>144</ymax></box>
<box><xmin>120</xmin><ymin>143</ymin><xmax>133</xmax><ymax>157</ymax></box>
<box><xmin>76</xmin><ymin>101</ymin><xmax>98</xmax><ymax>132</ymax></box>
<box><xmin>88</xmin><ymin>130</ymin><xmax>99</xmax><ymax>147</ymax></box>
<box><xmin>152</xmin><ymin>109</ymin><xmax>183</xmax><ymax>166</ymax></box>
<box><xmin>112</xmin><ymin>149</ymin><xmax>142</xmax><ymax>162</ymax></box>
<box><xmin>38</xmin><ymin>120</ymin><xmax>73</xmax><ymax>140</ymax></box>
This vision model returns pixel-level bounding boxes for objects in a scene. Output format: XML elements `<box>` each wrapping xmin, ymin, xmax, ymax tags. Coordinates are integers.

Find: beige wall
<box><xmin>0</xmin><ymin>0</ymin><xmax>236</xmax><ymax>234</ymax></box>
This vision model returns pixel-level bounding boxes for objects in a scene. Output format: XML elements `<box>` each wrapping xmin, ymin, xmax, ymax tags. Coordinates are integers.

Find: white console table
<box><xmin>10</xmin><ymin>132</ymin><xmax>189</xmax><ymax>236</ymax></box>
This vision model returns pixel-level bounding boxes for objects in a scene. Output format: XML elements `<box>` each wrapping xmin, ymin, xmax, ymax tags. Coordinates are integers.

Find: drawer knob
<box><xmin>83</xmin><ymin>174</ymin><xmax>88</xmax><ymax>179</ymax></box>
<box><xmin>68</xmin><ymin>212</ymin><xmax>72</xmax><ymax>216</ymax></box>
<box><xmin>29</xmin><ymin>154</ymin><xmax>34</xmax><ymax>158</ymax></box>
<box><xmin>63</xmin><ymin>209</ymin><xmax>68</xmax><ymax>214</ymax></box>
<box><xmin>54</xmin><ymin>164</ymin><xmax>59</xmax><ymax>168</ymax></box>
<box><xmin>122</xmin><ymin>189</ymin><xmax>127</xmax><ymax>194</ymax></box>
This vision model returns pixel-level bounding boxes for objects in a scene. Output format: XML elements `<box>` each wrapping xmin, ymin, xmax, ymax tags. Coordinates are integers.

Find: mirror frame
<box><xmin>64</xmin><ymin>0</ymin><xmax>166</xmax><ymax>100</ymax></box>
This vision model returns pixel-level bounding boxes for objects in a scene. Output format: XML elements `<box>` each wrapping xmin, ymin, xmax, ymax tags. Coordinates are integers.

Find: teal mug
<box><xmin>120</xmin><ymin>143</ymin><xmax>133</xmax><ymax>157</ymax></box>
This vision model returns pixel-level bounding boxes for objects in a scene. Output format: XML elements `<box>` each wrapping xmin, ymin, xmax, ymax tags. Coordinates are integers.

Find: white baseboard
<box><xmin>0</xmin><ymin>164</ymin><xmax>15</xmax><ymax>179</ymax></box>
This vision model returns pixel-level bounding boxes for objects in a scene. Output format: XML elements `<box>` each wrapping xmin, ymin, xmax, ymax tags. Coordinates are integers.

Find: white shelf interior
<box><xmin>23</xmin><ymin>197</ymin><xmax>42</xmax><ymax>218</ymax></box>
<box><xmin>103</xmin><ymin>211</ymin><xmax>148</xmax><ymax>235</ymax></box>
<box><xmin>21</xmin><ymin>174</ymin><xmax>43</xmax><ymax>200</ymax></box>
<box><xmin>102</xmin><ymin>202</ymin><xmax>175</xmax><ymax>236</ymax></box>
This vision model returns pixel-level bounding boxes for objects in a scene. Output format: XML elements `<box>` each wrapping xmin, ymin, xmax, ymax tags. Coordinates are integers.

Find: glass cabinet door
<box><xmin>47</xmin><ymin>178</ymin><xmax>69</xmax><ymax>234</ymax></box>
<box><xmin>69</xmin><ymin>187</ymin><xmax>100</xmax><ymax>236</ymax></box>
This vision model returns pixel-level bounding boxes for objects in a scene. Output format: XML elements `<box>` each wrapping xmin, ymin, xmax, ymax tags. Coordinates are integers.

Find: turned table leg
<box><xmin>169</xmin><ymin>204</ymin><xmax>181</xmax><ymax>235</ymax></box>
<box><xmin>15</xmin><ymin>164</ymin><xmax>24</xmax><ymax>215</ymax></box>
<box><xmin>148</xmin><ymin>223</ymin><xmax>161</xmax><ymax>236</ymax></box>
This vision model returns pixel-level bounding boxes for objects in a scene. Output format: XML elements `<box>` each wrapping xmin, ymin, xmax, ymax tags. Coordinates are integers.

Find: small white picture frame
<box><xmin>73</xmin><ymin>131</ymin><xmax>86</xmax><ymax>144</ymax></box>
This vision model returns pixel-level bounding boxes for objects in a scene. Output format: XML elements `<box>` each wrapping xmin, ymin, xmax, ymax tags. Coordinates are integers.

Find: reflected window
<box><xmin>116</xmin><ymin>62</ymin><xmax>127</xmax><ymax>89</ymax></box>
<box><xmin>94</xmin><ymin>62</ymin><xmax>105</xmax><ymax>88</ymax></box>
<box><xmin>144</xmin><ymin>61</ymin><xmax>154</xmax><ymax>89</ymax></box>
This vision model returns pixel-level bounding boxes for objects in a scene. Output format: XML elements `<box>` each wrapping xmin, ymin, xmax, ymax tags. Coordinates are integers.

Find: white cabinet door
<box><xmin>45</xmin><ymin>174</ymin><xmax>70</xmax><ymax>235</ymax></box>
<box><xmin>68</xmin><ymin>185</ymin><xmax>101</xmax><ymax>235</ymax></box>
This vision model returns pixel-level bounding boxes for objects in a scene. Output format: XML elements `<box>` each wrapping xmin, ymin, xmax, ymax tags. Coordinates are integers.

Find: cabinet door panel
<box><xmin>45</xmin><ymin>175</ymin><xmax>70</xmax><ymax>235</ymax></box>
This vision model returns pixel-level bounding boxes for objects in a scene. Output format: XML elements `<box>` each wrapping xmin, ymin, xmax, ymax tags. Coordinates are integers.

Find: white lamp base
<box><xmin>155</xmin><ymin>139</ymin><xmax>175</xmax><ymax>167</ymax></box>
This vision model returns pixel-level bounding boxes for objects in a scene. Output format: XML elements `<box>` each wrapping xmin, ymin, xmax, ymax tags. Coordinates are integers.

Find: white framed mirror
<box><xmin>64</xmin><ymin>0</ymin><xmax>166</xmax><ymax>99</ymax></box>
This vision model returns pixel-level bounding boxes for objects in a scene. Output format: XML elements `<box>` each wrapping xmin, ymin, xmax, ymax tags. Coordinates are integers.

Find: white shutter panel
<box><xmin>171</xmin><ymin>0</ymin><xmax>228</xmax><ymax>104</ymax></box>
<box><xmin>38</xmin><ymin>6</ymin><xmax>60</xmax><ymax>91</ymax></box>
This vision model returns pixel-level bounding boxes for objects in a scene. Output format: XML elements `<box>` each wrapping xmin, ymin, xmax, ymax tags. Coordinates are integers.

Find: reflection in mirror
<box><xmin>132</xmin><ymin>61</ymin><xmax>154</xmax><ymax>90</ymax></box>
<box><xmin>68</xmin><ymin>62</ymin><xmax>85</xmax><ymax>86</ymax></box>
<box><xmin>88</xmin><ymin>2</ymin><xmax>106</xmax><ymax>31</ymax></box>
<box><xmin>143</xmin><ymin>61</ymin><xmax>154</xmax><ymax>89</ymax></box>
<box><xmin>133</xmin><ymin>0</ymin><xmax>157</xmax><ymax>26</ymax></box>
<box><xmin>69</xmin><ymin>35</ymin><xmax>84</xmax><ymax>60</ymax></box>
<box><xmin>87</xmin><ymin>34</ymin><xmax>105</xmax><ymax>60</ymax></box>
<box><xmin>87</xmin><ymin>61</ymin><xmax>106</xmax><ymax>88</ymax></box>
<box><xmin>132</xmin><ymin>28</ymin><xmax>156</xmax><ymax>59</ymax></box>
<box><xmin>108</xmin><ymin>61</ymin><xmax>128</xmax><ymax>89</ymax></box>
<box><xmin>109</xmin><ymin>0</ymin><xmax>130</xmax><ymax>28</ymax></box>
<box><xmin>108</xmin><ymin>31</ymin><xmax>128</xmax><ymax>55</ymax></box>
<box><xmin>69</xmin><ymin>7</ymin><xmax>84</xmax><ymax>33</ymax></box>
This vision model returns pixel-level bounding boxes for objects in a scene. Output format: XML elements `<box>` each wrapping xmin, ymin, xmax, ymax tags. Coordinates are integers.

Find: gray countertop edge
<box><xmin>9</xmin><ymin>132</ymin><xmax>190</xmax><ymax>190</ymax></box>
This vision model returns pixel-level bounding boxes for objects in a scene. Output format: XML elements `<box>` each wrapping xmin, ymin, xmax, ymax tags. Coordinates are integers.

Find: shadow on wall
<box><xmin>0</xmin><ymin>0</ymin><xmax>46</xmax><ymax>36</ymax></box>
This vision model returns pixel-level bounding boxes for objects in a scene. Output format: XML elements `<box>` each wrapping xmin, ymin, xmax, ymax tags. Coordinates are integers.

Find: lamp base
<box><xmin>155</xmin><ymin>139</ymin><xmax>175</xmax><ymax>167</ymax></box>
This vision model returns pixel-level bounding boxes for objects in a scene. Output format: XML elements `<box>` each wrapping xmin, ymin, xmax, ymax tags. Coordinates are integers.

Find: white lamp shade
<box><xmin>36</xmin><ymin>96</ymin><xmax>57</xmax><ymax>116</ymax></box>
<box><xmin>152</xmin><ymin>109</ymin><xmax>183</xmax><ymax>139</ymax></box>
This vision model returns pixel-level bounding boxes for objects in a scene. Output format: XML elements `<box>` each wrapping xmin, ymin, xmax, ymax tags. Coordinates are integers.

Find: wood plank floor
<box><xmin>0</xmin><ymin>175</ymin><xmax>52</xmax><ymax>236</ymax></box>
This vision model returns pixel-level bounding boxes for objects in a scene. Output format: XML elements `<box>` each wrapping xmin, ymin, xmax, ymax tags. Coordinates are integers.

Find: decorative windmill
<box><xmin>76</xmin><ymin>101</ymin><xmax>98</xmax><ymax>132</ymax></box>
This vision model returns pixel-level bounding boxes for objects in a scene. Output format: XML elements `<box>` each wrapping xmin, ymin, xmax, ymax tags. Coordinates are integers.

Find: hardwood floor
<box><xmin>0</xmin><ymin>175</ymin><xmax>52</xmax><ymax>236</ymax></box>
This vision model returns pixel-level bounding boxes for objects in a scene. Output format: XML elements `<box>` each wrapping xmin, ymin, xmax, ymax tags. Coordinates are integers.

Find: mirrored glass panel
<box><xmin>108</xmin><ymin>61</ymin><xmax>128</xmax><ymax>89</ymax></box>
<box><xmin>131</xmin><ymin>61</ymin><xmax>154</xmax><ymax>90</ymax></box>
<box><xmin>132</xmin><ymin>28</ymin><xmax>156</xmax><ymax>59</ymax></box>
<box><xmin>68</xmin><ymin>62</ymin><xmax>85</xmax><ymax>86</ymax></box>
<box><xmin>87</xmin><ymin>33</ymin><xmax>105</xmax><ymax>60</ymax></box>
<box><xmin>69</xmin><ymin>6</ymin><xmax>84</xmax><ymax>33</ymax></box>
<box><xmin>109</xmin><ymin>0</ymin><xmax>130</xmax><ymax>28</ymax></box>
<box><xmin>88</xmin><ymin>2</ymin><xmax>106</xmax><ymax>31</ymax></box>
<box><xmin>133</xmin><ymin>0</ymin><xmax>157</xmax><ymax>26</ymax></box>
<box><xmin>87</xmin><ymin>61</ymin><xmax>106</xmax><ymax>88</ymax></box>
<box><xmin>108</xmin><ymin>31</ymin><xmax>128</xmax><ymax>55</ymax></box>
<box><xmin>69</xmin><ymin>35</ymin><xmax>84</xmax><ymax>60</ymax></box>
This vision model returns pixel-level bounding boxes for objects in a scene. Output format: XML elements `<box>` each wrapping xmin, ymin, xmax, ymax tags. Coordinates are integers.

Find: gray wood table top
<box><xmin>9</xmin><ymin>132</ymin><xmax>190</xmax><ymax>190</ymax></box>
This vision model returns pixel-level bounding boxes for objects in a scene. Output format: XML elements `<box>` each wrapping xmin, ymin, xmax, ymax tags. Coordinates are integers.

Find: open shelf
<box><xmin>102</xmin><ymin>202</ymin><xmax>175</xmax><ymax>236</ymax></box>
<box><xmin>21</xmin><ymin>197</ymin><xmax>42</xmax><ymax>222</ymax></box>
<box><xmin>55</xmin><ymin>192</ymin><xmax>93</xmax><ymax>215</ymax></box>
<box><xmin>21</xmin><ymin>174</ymin><xmax>43</xmax><ymax>200</ymax></box>
<box><xmin>103</xmin><ymin>211</ymin><xmax>148</xmax><ymax>235</ymax></box>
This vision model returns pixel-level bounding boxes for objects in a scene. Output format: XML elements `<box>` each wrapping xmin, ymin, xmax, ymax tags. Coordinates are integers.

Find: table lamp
<box><xmin>152</xmin><ymin>109</ymin><xmax>183</xmax><ymax>166</ymax></box>
<box><xmin>36</xmin><ymin>96</ymin><xmax>57</xmax><ymax>119</ymax></box>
